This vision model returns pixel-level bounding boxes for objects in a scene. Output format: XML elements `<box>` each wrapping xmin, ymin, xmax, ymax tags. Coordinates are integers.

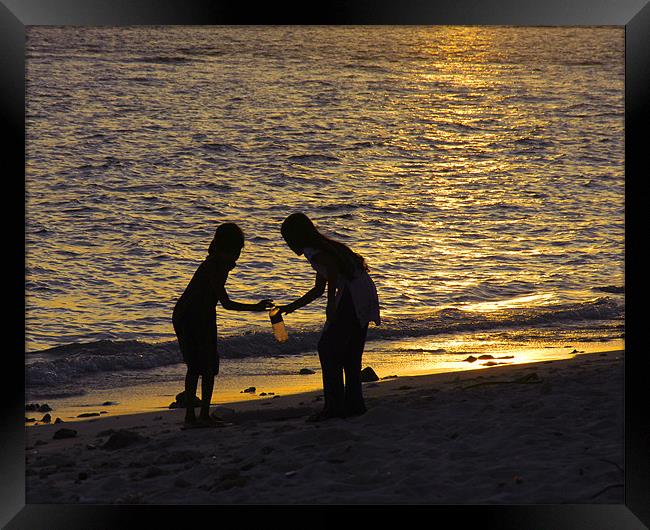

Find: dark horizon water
<box><xmin>25</xmin><ymin>26</ymin><xmax>624</xmax><ymax>393</ymax></box>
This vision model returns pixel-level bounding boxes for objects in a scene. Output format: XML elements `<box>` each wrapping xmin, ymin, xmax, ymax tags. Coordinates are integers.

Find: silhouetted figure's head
<box><xmin>208</xmin><ymin>223</ymin><xmax>244</xmax><ymax>268</ymax></box>
<box><xmin>280</xmin><ymin>212</ymin><xmax>319</xmax><ymax>255</ymax></box>
<box><xmin>281</xmin><ymin>212</ymin><xmax>368</xmax><ymax>278</ymax></box>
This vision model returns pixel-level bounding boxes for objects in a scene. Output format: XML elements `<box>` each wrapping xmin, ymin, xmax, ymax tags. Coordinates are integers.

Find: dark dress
<box><xmin>172</xmin><ymin>256</ymin><xmax>229</xmax><ymax>376</ymax></box>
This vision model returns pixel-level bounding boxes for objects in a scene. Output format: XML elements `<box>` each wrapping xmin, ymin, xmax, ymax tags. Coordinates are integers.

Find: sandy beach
<box><xmin>25</xmin><ymin>349</ymin><xmax>624</xmax><ymax>504</ymax></box>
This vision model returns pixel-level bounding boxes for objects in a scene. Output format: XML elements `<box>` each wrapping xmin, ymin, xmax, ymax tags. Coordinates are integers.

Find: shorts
<box><xmin>173</xmin><ymin>316</ymin><xmax>219</xmax><ymax>376</ymax></box>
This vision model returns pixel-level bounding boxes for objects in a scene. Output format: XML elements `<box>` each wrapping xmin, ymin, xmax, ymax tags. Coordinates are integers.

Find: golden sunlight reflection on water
<box><xmin>26</xmin><ymin>26</ymin><xmax>623</xmax><ymax>355</ymax></box>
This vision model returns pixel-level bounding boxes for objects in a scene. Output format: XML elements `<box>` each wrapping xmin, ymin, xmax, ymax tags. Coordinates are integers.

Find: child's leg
<box><xmin>185</xmin><ymin>369</ymin><xmax>199</xmax><ymax>423</ymax></box>
<box><xmin>199</xmin><ymin>370</ymin><xmax>215</xmax><ymax>420</ymax></box>
<box><xmin>343</xmin><ymin>323</ymin><xmax>369</xmax><ymax>416</ymax></box>
<box><xmin>317</xmin><ymin>323</ymin><xmax>345</xmax><ymax>417</ymax></box>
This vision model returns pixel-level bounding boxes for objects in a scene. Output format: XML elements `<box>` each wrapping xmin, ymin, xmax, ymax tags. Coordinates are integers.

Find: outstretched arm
<box><xmin>278</xmin><ymin>272</ymin><xmax>326</xmax><ymax>314</ymax></box>
<box><xmin>208</xmin><ymin>264</ymin><xmax>272</xmax><ymax>312</ymax></box>
<box><xmin>280</xmin><ymin>251</ymin><xmax>340</xmax><ymax>316</ymax></box>
<box><xmin>219</xmin><ymin>289</ymin><xmax>273</xmax><ymax>312</ymax></box>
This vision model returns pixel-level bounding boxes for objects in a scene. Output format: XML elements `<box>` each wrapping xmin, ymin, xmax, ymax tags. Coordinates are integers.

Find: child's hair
<box><xmin>281</xmin><ymin>212</ymin><xmax>368</xmax><ymax>278</ymax></box>
<box><xmin>208</xmin><ymin>223</ymin><xmax>245</xmax><ymax>255</ymax></box>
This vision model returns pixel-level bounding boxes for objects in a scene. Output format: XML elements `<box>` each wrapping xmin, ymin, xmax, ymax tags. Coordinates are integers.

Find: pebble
<box><xmin>53</xmin><ymin>428</ymin><xmax>77</xmax><ymax>440</ymax></box>
<box><xmin>360</xmin><ymin>367</ymin><xmax>379</xmax><ymax>382</ymax></box>
<box><xmin>102</xmin><ymin>430</ymin><xmax>147</xmax><ymax>450</ymax></box>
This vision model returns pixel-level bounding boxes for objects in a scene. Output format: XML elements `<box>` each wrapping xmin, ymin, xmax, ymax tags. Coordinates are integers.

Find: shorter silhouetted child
<box><xmin>172</xmin><ymin>223</ymin><xmax>273</xmax><ymax>428</ymax></box>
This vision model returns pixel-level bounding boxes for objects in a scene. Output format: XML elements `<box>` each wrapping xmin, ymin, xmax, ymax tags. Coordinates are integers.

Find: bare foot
<box><xmin>198</xmin><ymin>416</ymin><xmax>221</xmax><ymax>427</ymax></box>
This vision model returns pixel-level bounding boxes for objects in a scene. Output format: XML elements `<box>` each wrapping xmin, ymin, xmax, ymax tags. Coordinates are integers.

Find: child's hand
<box><xmin>277</xmin><ymin>304</ymin><xmax>295</xmax><ymax>315</ymax></box>
<box><xmin>256</xmin><ymin>299</ymin><xmax>274</xmax><ymax>312</ymax></box>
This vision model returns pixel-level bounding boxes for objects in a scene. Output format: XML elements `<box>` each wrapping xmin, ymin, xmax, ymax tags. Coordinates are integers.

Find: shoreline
<box><xmin>25</xmin><ymin>338</ymin><xmax>624</xmax><ymax>425</ymax></box>
<box><xmin>26</xmin><ymin>347</ymin><xmax>623</xmax><ymax>427</ymax></box>
<box><xmin>26</xmin><ymin>349</ymin><xmax>624</xmax><ymax>504</ymax></box>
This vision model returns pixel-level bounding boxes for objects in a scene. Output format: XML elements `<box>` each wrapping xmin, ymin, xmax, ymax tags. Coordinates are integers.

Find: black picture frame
<box><xmin>2</xmin><ymin>1</ymin><xmax>648</xmax><ymax>527</ymax></box>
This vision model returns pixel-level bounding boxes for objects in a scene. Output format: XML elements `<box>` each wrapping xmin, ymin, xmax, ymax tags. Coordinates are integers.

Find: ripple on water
<box><xmin>25</xmin><ymin>26</ymin><xmax>624</xmax><ymax>351</ymax></box>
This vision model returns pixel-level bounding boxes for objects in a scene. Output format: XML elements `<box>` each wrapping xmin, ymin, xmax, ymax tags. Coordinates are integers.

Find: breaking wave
<box><xmin>26</xmin><ymin>297</ymin><xmax>623</xmax><ymax>388</ymax></box>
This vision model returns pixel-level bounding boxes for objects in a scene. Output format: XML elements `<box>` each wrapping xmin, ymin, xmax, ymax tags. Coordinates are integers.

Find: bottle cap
<box><xmin>269</xmin><ymin>308</ymin><xmax>283</xmax><ymax>324</ymax></box>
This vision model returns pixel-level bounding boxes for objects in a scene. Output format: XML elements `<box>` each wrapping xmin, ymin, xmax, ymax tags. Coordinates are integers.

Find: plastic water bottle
<box><xmin>269</xmin><ymin>307</ymin><xmax>289</xmax><ymax>343</ymax></box>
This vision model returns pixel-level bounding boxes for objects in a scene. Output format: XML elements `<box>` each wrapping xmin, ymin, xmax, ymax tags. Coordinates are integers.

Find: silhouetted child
<box><xmin>172</xmin><ymin>223</ymin><xmax>273</xmax><ymax>428</ymax></box>
<box><xmin>278</xmin><ymin>213</ymin><xmax>380</xmax><ymax>422</ymax></box>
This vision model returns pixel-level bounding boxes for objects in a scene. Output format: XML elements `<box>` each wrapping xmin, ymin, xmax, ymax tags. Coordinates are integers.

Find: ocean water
<box><xmin>25</xmin><ymin>26</ymin><xmax>624</xmax><ymax>402</ymax></box>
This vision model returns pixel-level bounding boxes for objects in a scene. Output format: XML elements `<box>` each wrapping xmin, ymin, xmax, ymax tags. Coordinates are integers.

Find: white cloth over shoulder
<box><xmin>303</xmin><ymin>246</ymin><xmax>381</xmax><ymax>327</ymax></box>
